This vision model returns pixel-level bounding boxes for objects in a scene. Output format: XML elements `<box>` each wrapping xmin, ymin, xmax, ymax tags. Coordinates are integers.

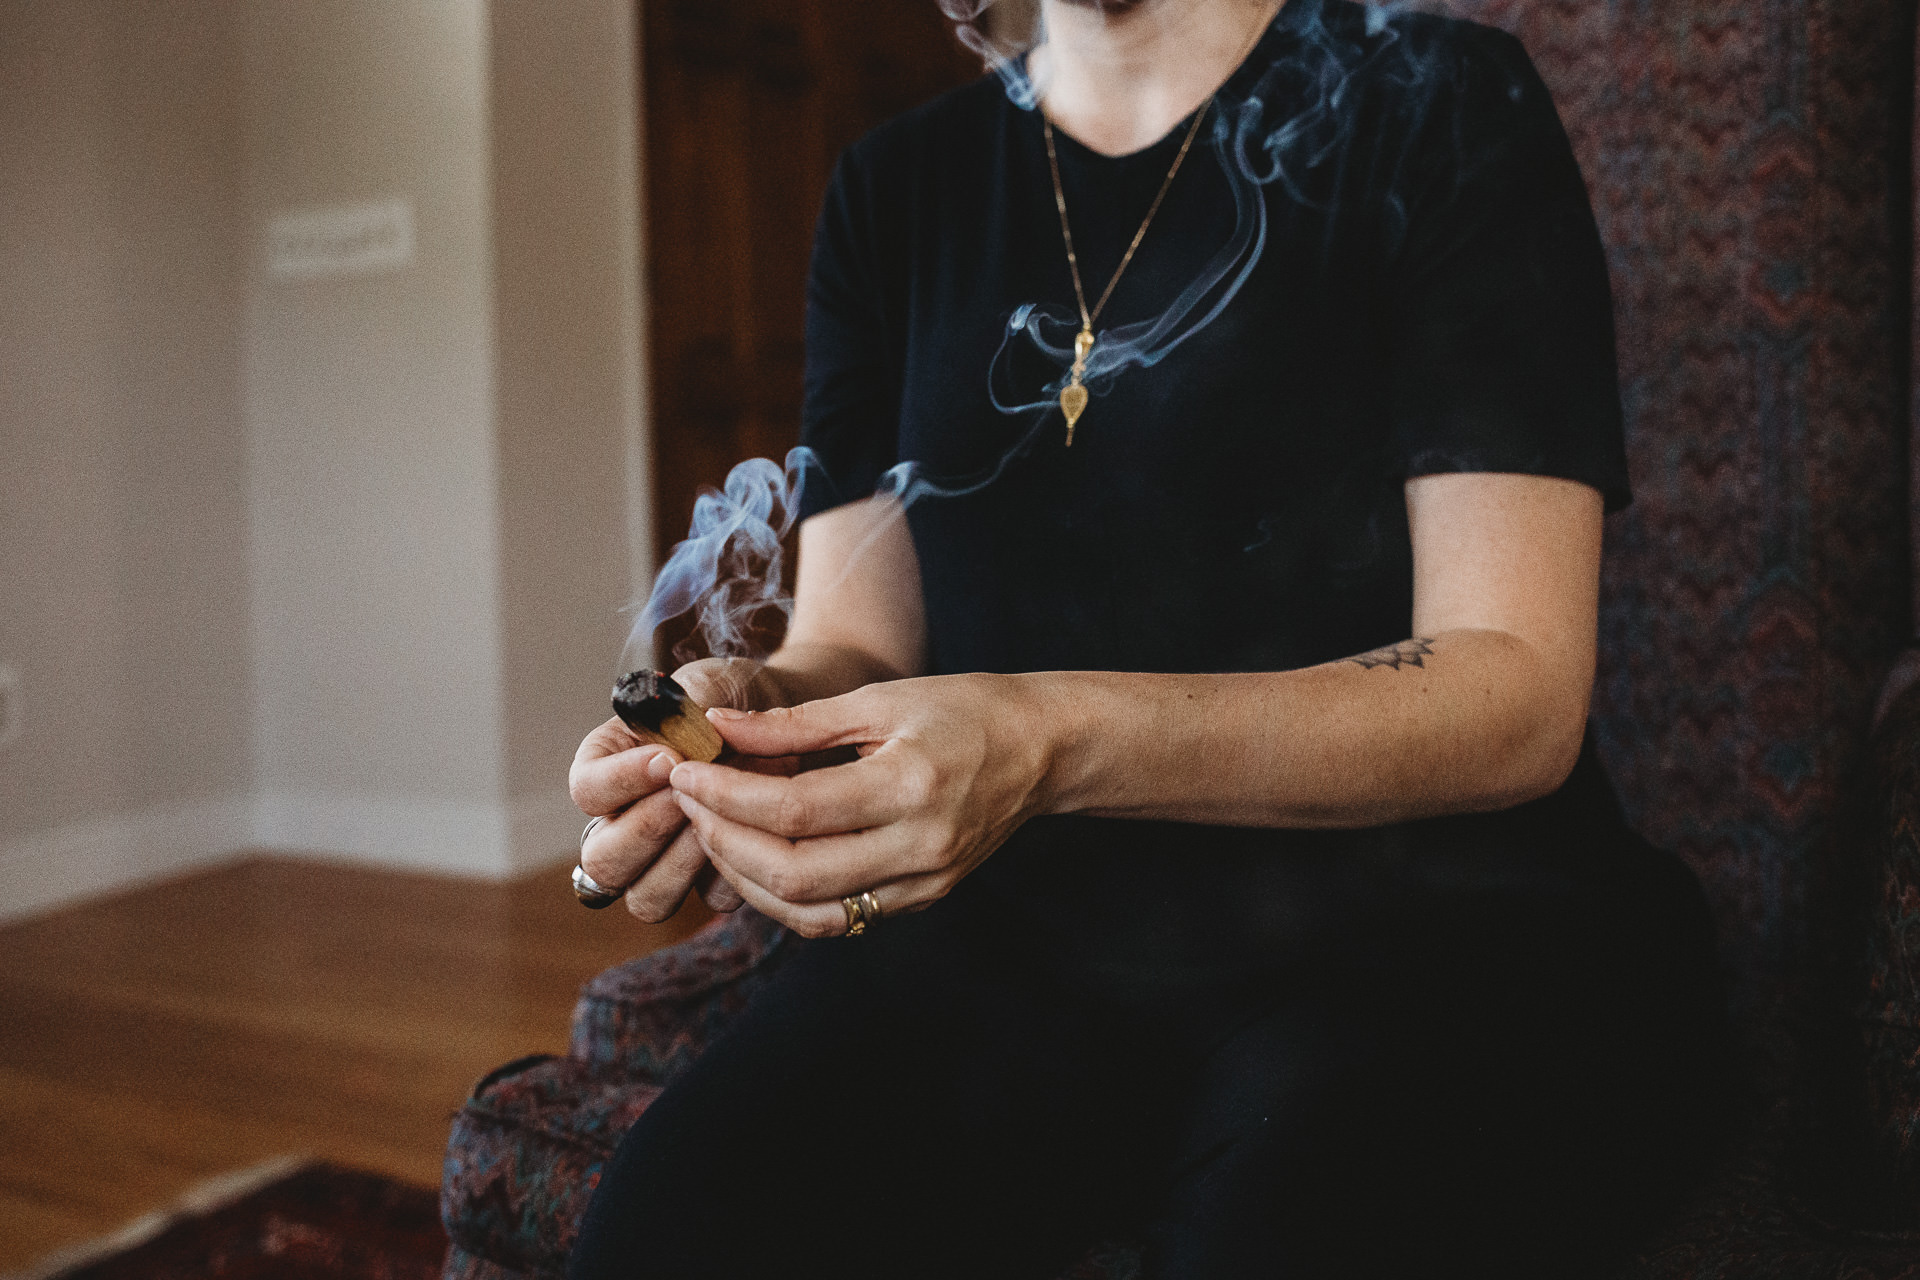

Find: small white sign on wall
<box><xmin>265</xmin><ymin>198</ymin><xmax>415</xmax><ymax>280</ymax></box>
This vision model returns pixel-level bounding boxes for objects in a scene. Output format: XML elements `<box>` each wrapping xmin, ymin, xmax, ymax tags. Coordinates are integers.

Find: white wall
<box><xmin>0</xmin><ymin>0</ymin><xmax>255</xmax><ymax>920</ymax></box>
<box><xmin>242</xmin><ymin>0</ymin><xmax>510</xmax><ymax>871</ymax></box>
<box><xmin>490</xmin><ymin>0</ymin><xmax>654</xmax><ymax>867</ymax></box>
<box><xmin>0</xmin><ymin>0</ymin><xmax>650</xmax><ymax>919</ymax></box>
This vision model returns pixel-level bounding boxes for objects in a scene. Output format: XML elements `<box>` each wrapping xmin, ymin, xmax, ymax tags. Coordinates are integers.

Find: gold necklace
<box><xmin>1043</xmin><ymin>102</ymin><xmax>1210</xmax><ymax>446</ymax></box>
<box><xmin>1040</xmin><ymin>4</ymin><xmax>1279</xmax><ymax>446</ymax></box>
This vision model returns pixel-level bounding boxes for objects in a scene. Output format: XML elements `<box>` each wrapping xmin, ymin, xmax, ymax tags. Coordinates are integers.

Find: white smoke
<box><xmin>626</xmin><ymin>0</ymin><xmax>1482</xmax><ymax>668</ymax></box>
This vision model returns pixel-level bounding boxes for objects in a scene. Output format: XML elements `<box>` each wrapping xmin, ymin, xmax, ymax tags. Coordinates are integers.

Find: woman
<box><xmin>568</xmin><ymin>0</ymin><xmax>1729</xmax><ymax>1275</ymax></box>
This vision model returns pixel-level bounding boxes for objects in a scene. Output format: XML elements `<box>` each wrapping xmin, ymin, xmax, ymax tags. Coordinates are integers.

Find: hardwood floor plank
<box><xmin>0</xmin><ymin>855</ymin><xmax>711</xmax><ymax>1270</ymax></box>
<box><xmin>0</xmin><ymin>1195</ymin><xmax>111</xmax><ymax>1272</ymax></box>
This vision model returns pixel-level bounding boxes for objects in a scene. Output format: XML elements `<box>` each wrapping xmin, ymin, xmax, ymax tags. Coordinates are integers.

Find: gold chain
<box><xmin>1044</xmin><ymin>103</ymin><xmax>1211</xmax><ymax>341</ymax></box>
<box><xmin>1040</xmin><ymin>6</ymin><xmax>1277</xmax><ymax>446</ymax></box>
<box><xmin>1042</xmin><ymin>104</ymin><xmax>1209</xmax><ymax>447</ymax></box>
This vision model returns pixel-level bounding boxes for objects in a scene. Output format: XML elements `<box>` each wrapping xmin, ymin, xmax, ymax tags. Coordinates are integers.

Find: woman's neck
<box><xmin>1032</xmin><ymin>0</ymin><xmax>1285</xmax><ymax>157</ymax></box>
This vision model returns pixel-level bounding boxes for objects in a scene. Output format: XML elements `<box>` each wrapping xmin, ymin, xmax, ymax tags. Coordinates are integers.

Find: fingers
<box><xmin>579</xmin><ymin>785</ymin><xmax>688</xmax><ymax>891</ymax></box>
<box><xmin>674</xmin><ymin>792</ymin><xmax>931</xmax><ymax>910</ymax></box>
<box><xmin>621</xmin><ymin>826</ymin><xmax>708</xmax><ymax>924</ymax></box>
<box><xmin>696</xmin><ymin>862</ymin><xmax>745</xmax><ymax>913</ymax></box>
<box><xmin>690</xmin><ymin>832</ymin><xmax>938</xmax><ymax>939</ymax></box>
<box><xmin>570</xmin><ymin>717</ymin><xmax>679</xmax><ymax>817</ymax></box>
<box><xmin>671</xmin><ymin>657</ymin><xmax>772</xmax><ymax>714</ymax></box>
<box><xmin>706</xmin><ymin>690</ymin><xmax>889</xmax><ymax>759</ymax></box>
<box><xmin>668</xmin><ymin>754</ymin><xmax>915</xmax><ymax>840</ymax></box>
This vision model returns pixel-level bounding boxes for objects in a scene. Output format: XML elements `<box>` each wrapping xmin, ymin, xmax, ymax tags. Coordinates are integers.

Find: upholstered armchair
<box><xmin>441</xmin><ymin>2</ymin><xmax>1920</xmax><ymax>1274</ymax></box>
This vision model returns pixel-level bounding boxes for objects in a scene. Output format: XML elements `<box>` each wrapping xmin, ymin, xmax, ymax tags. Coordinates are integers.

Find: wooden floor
<box><xmin>0</xmin><ymin>855</ymin><xmax>710</xmax><ymax>1271</ymax></box>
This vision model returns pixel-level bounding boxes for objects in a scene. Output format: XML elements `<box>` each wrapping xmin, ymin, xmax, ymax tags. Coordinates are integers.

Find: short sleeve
<box><xmin>1386</xmin><ymin>29</ymin><xmax>1631</xmax><ymax>513</ymax></box>
<box><xmin>797</xmin><ymin>144</ymin><xmax>901</xmax><ymax>522</ymax></box>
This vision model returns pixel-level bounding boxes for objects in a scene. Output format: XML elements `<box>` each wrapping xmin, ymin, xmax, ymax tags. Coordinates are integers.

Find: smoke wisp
<box><xmin>627</xmin><ymin>422</ymin><xmax>1049</xmax><ymax>669</ymax></box>
<box><xmin>987</xmin><ymin>0</ymin><xmax>1464</xmax><ymax>414</ymax></box>
<box><xmin>629</xmin><ymin>0</ymin><xmax>1482</xmax><ymax>669</ymax></box>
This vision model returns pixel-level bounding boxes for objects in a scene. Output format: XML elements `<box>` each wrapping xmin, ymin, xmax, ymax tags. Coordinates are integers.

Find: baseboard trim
<box><xmin>0</xmin><ymin>788</ymin><xmax>582</xmax><ymax>925</ymax></box>
<box><xmin>0</xmin><ymin>794</ymin><xmax>253</xmax><ymax>925</ymax></box>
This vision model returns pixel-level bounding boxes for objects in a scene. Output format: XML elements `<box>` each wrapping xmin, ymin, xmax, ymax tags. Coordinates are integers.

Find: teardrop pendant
<box><xmin>1060</xmin><ymin>382</ymin><xmax>1089</xmax><ymax>446</ymax></box>
<box><xmin>1061</xmin><ymin>328</ymin><xmax>1095</xmax><ymax>447</ymax></box>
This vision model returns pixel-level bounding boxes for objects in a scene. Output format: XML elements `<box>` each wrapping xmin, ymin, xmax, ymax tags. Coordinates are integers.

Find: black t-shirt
<box><xmin>798</xmin><ymin>0</ymin><xmax>1646</xmax><ymax>995</ymax></box>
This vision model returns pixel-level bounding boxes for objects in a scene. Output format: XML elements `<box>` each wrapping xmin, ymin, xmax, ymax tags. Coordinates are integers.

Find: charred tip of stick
<box><xmin>611</xmin><ymin>670</ymin><xmax>725</xmax><ymax>763</ymax></box>
<box><xmin>612</xmin><ymin>670</ymin><xmax>686</xmax><ymax>733</ymax></box>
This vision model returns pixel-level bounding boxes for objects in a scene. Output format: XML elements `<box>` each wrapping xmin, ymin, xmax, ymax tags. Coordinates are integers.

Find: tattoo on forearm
<box><xmin>1346</xmin><ymin>638</ymin><xmax>1437</xmax><ymax>671</ymax></box>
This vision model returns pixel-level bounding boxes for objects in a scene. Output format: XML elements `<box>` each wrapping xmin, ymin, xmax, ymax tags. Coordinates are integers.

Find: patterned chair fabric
<box><xmin>439</xmin><ymin>910</ymin><xmax>788</xmax><ymax>1279</ymax></box>
<box><xmin>443</xmin><ymin>0</ymin><xmax>1920</xmax><ymax>1274</ymax></box>
<box><xmin>1466</xmin><ymin>0</ymin><xmax>1913</xmax><ymax>1051</ymax></box>
<box><xmin>442</xmin><ymin>1056</ymin><xmax>664</xmax><ymax>1278</ymax></box>
<box><xmin>567</xmin><ymin>900</ymin><xmax>789</xmax><ymax>1080</ymax></box>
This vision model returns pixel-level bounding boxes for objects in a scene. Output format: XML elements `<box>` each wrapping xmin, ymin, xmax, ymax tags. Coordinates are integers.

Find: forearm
<box><xmin>759</xmin><ymin>641</ymin><xmax>906</xmax><ymax>708</ymax></box>
<box><xmin>1026</xmin><ymin>629</ymin><xmax>1591</xmax><ymax>829</ymax></box>
<box><xmin>765</xmin><ymin>497</ymin><xmax>928</xmax><ymax>706</ymax></box>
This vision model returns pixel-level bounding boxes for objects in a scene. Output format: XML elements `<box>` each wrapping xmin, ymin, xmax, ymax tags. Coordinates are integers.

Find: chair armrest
<box><xmin>568</xmin><ymin>907</ymin><xmax>790</xmax><ymax>1081</ymax></box>
<box><xmin>1858</xmin><ymin>657</ymin><xmax>1920</xmax><ymax>1219</ymax></box>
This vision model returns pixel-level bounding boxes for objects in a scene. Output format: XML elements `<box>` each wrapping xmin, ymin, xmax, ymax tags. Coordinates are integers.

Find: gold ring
<box><xmin>857</xmin><ymin>890</ymin><xmax>883</xmax><ymax>925</ymax></box>
<box><xmin>841</xmin><ymin>894</ymin><xmax>869</xmax><ymax>937</ymax></box>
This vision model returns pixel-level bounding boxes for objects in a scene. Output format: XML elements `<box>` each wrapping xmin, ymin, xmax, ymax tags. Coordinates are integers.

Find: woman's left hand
<box><xmin>667</xmin><ymin>674</ymin><xmax>1053</xmax><ymax>938</ymax></box>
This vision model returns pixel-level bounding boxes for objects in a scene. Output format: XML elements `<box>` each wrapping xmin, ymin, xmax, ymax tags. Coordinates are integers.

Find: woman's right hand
<box><xmin>569</xmin><ymin>657</ymin><xmax>787</xmax><ymax>920</ymax></box>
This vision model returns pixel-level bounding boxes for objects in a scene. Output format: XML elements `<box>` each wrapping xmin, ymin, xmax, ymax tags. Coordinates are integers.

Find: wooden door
<box><xmin>641</xmin><ymin>0</ymin><xmax>979</xmax><ymax>574</ymax></box>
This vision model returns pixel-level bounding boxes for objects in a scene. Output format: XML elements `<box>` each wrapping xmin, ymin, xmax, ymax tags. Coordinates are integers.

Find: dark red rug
<box><xmin>22</xmin><ymin>1159</ymin><xmax>446</xmax><ymax>1280</ymax></box>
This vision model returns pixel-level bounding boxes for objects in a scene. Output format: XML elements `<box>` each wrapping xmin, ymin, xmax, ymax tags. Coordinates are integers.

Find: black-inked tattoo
<box><xmin>1346</xmin><ymin>638</ymin><xmax>1437</xmax><ymax>671</ymax></box>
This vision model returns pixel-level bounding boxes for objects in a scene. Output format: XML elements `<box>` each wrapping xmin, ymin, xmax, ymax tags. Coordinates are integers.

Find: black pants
<box><xmin>569</xmin><ymin>837</ymin><xmax>1728</xmax><ymax>1280</ymax></box>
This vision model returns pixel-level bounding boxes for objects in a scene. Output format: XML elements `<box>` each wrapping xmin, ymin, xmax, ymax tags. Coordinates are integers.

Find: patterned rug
<box><xmin>10</xmin><ymin>1157</ymin><xmax>446</xmax><ymax>1280</ymax></box>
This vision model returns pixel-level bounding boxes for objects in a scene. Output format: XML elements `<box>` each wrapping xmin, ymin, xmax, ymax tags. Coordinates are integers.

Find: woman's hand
<box><xmin>570</xmin><ymin>657</ymin><xmax>796</xmax><ymax>921</ymax></box>
<box><xmin>666</xmin><ymin>674</ymin><xmax>1053</xmax><ymax>937</ymax></box>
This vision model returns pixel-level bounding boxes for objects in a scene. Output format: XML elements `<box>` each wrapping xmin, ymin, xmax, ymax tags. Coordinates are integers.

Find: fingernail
<box><xmin>707</xmin><ymin>706</ymin><xmax>748</xmax><ymax>721</ymax></box>
<box><xmin>647</xmin><ymin>752</ymin><xmax>676</xmax><ymax>782</ymax></box>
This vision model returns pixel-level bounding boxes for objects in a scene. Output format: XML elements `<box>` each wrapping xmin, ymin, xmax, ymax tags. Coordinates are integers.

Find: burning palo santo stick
<box><xmin>574</xmin><ymin>672</ymin><xmax>727</xmax><ymax>910</ymax></box>
<box><xmin>611</xmin><ymin>670</ymin><xmax>725</xmax><ymax>763</ymax></box>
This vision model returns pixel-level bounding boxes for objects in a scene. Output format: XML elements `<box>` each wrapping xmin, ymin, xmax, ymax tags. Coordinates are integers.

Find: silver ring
<box><xmin>572</xmin><ymin>862</ymin><xmax>623</xmax><ymax>909</ymax></box>
<box><xmin>573</xmin><ymin>816</ymin><xmax>621</xmax><ymax>908</ymax></box>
